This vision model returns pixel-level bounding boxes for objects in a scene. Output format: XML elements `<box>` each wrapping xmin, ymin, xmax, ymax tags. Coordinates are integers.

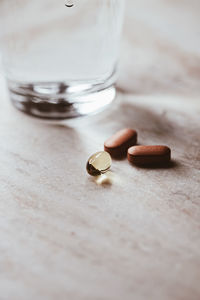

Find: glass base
<box><xmin>8</xmin><ymin>80</ymin><xmax>116</xmax><ymax>119</ymax></box>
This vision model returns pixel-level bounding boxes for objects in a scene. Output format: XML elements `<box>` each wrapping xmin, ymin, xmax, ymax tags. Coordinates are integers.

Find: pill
<box><xmin>104</xmin><ymin>128</ymin><xmax>137</xmax><ymax>158</ymax></box>
<box><xmin>127</xmin><ymin>145</ymin><xmax>171</xmax><ymax>166</ymax></box>
<box><xmin>86</xmin><ymin>151</ymin><xmax>112</xmax><ymax>176</ymax></box>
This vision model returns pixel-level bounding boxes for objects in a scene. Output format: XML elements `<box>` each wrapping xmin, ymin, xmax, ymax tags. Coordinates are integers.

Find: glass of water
<box><xmin>0</xmin><ymin>0</ymin><xmax>124</xmax><ymax>119</ymax></box>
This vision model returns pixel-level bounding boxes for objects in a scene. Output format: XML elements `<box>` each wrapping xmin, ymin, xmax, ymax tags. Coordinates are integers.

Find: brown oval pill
<box><xmin>128</xmin><ymin>145</ymin><xmax>171</xmax><ymax>166</ymax></box>
<box><xmin>104</xmin><ymin>128</ymin><xmax>137</xmax><ymax>159</ymax></box>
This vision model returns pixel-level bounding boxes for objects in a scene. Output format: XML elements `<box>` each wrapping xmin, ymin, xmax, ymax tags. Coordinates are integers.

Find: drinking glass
<box><xmin>0</xmin><ymin>0</ymin><xmax>125</xmax><ymax>119</ymax></box>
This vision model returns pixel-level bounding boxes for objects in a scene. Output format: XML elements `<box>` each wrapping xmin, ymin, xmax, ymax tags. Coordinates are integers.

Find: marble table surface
<box><xmin>0</xmin><ymin>1</ymin><xmax>200</xmax><ymax>299</ymax></box>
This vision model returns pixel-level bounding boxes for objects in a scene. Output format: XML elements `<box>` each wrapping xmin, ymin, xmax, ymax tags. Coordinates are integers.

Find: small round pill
<box><xmin>86</xmin><ymin>151</ymin><xmax>112</xmax><ymax>176</ymax></box>
<box><xmin>127</xmin><ymin>145</ymin><xmax>171</xmax><ymax>166</ymax></box>
<box><xmin>104</xmin><ymin>128</ymin><xmax>137</xmax><ymax>159</ymax></box>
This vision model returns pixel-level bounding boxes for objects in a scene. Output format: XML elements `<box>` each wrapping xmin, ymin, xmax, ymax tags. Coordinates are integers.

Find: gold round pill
<box><xmin>86</xmin><ymin>151</ymin><xmax>112</xmax><ymax>176</ymax></box>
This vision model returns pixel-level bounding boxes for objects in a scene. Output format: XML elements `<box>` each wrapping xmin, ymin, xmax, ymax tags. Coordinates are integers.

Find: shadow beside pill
<box><xmin>91</xmin><ymin>171</ymin><xmax>121</xmax><ymax>186</ymax></box>
<box><xmin>128</xmin><ymin>159</ymin><xmax>179</xmax><ymax>170</ymax></box>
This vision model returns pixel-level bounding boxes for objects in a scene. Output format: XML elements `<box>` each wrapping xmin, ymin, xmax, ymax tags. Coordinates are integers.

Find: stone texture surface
<box><xmin>0</xmin><ymin>0</ymin><xmax>200</xmax><ymax>299</ymax></box>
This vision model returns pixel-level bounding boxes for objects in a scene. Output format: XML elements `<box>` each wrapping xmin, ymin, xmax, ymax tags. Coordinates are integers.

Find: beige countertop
<box><xmin>0</xmin><ymin>1</ymin><xmax>200</xmax><ymax>299</ymax></box>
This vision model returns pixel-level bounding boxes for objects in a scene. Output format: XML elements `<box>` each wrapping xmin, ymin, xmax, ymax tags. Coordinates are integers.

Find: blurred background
<box><xmin>118</xmin><ymin>0</ymin><xmax>200</xmax><ymax>96</ymax></box>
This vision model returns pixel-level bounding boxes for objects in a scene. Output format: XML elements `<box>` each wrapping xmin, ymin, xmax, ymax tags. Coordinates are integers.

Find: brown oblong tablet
<box><xmin>104</xmin><ymin>128</ymin><xmax>137</xmax><ymax>159</ymax></box>
<box><xmin>128</xmin><ymin>145</ymin><xmax>171</xmax><ymax>166</ymax></box>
